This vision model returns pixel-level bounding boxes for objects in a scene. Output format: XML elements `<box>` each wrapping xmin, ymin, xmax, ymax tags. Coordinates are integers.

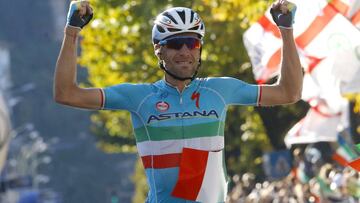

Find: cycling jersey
<box><xmin>101</xmin><ymin>77</ymin><xmax>261</xmax><ymax>203</ymax></box>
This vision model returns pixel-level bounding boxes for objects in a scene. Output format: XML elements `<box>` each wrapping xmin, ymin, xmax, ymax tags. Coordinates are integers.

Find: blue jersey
<box><xmin>102</xmin><ymin>77</ymin><xmax>260</xmax><ymax>203</ymax></box>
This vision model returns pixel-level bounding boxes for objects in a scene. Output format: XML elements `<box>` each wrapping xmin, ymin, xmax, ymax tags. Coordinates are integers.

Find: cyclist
<box><xmin>54</xmin><ymin>1</ymin><xmax>302</xmax><ymax>202</ymax></box>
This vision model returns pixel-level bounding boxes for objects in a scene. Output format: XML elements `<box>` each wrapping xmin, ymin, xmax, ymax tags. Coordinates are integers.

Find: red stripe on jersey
<box><xmin>141</xmin><ymin>153</ymin><xmax>182</xmax><ymax>169</ymax></box>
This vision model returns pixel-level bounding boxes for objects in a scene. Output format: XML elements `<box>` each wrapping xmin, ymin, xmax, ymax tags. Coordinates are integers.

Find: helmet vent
<box><xmin>156</xmin><ymin>25</ymin><xmax>166</xmax><ymax>33</ymax></box>
<box><xmin>190</xmin><ymin>10</ymin><xmax>195</xmax><ymax>23</ymax></box>
<box><xmin>189</xmin><ymin>26</ymin><xmax>199</xmax><ymax>30</ymax></box>
<box><xmin>168</xmin><ymin>28</ymin><xmax>182</xmax><ymax>32</ymax></box>
<box><xmin>177</xmin><ymin>10</ymin><xmax>186</xmax><ymax>24</ymax></box>
<box><xmin>163</xmin><ymin>12</ymin><xmax>178</xmax><ymax>24</ymax></box>
<box><xmin>152</xmin><ymin>7</ymin><xmax>205</xmax><ymax>44</ymax></box>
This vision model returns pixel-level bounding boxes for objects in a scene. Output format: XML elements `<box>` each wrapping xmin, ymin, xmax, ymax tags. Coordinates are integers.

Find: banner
<box><xmin>330</xmin><ymin>0</ymin><xmax>360</xmax><ymax>28</ymax></box>
<box><xmin>332</xmin><ymin>46</ymin><xmax>360</xmax><ymax>94</ymax></box>
<box><xmin>284</xmin><ymin>98</ymin><xmax>348</xmax><ymax>147</ymax></box>
<box><xmin>244</xmin><ymin>0</ymin><xmax>360</xmax><ymax>83</ymax></box>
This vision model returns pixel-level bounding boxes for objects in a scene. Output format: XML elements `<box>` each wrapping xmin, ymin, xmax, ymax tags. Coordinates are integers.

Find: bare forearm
<box><xmin>279</xmin><ymin>28</ymin><xmax>302</xmax><ymax>102</ymax></box>
<box><xmin>54</xmin><ymin>26</ymin><xmax>81</xmax><ymax>101</ymax></box>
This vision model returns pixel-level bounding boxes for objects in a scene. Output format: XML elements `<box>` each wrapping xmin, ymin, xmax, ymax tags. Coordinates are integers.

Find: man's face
<box><xmin>155</xmin><ymin>33</ymin><xmax>201</xmax><ymax>79</ymax></box>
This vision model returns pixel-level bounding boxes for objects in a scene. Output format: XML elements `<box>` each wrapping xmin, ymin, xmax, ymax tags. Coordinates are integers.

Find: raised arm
<box><xmin>259</xmin><ymin>0</ymin><xmax>303</xmax><ymax>106</ymax></box>
<box><xmin>54</xmin><ymin>1</ymin><xmax>102</xmax><ymax>109</ymax></box>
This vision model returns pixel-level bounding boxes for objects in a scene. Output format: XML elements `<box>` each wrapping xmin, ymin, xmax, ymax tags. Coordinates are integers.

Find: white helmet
<box><xmin>152</xmin><ymin>7</ymin><xmax>205</xmax><ymax>44</ymax></box>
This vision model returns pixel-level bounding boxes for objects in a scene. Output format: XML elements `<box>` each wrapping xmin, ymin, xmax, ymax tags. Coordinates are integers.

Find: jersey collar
<box><xmin>159</xmin><ymin>79</ymin><xmax>197</xmax><ymax>95</ymax></box>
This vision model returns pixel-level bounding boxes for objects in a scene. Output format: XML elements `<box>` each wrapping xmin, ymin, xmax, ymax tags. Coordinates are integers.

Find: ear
<box><xmin>154</xmin><ymin>44</ymin><xmax>162</xmax><ymax>59</ymax></box>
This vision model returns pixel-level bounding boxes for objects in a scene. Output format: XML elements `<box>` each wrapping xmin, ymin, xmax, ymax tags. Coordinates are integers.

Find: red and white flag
<box><xmin>284</xmin><ymin>98</ymin><xmax>348</xmax><ymax>147</ymax></box>
<box><xmin>171</xmin><ymin>148</ymin><xmax>227</xmax><ymax>203</ymax></box>
<box><xmin>330</xmin><ymin>0</ymin><xmax>360</xmax><ymax>28</ymax></box>
<box><xmin>244</xmin><ymin>0</ymin><xmax>360</xmax><ymax>83</ymax></box>
<box><xmin>332</xmin><ymin>46</ymin><xmax>360</xmax><ymax>94</ymax></box>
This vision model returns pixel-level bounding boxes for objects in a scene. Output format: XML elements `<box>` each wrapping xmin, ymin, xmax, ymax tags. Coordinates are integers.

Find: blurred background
<box><xmin>0</xmin><ymin>0</ymin><xmax>359</xmax><ymax>203</ymax></box>
<box><xmin>0</xmin><ymin>0</ymin><xmax>136</xmax><ymax>202</ymax></box>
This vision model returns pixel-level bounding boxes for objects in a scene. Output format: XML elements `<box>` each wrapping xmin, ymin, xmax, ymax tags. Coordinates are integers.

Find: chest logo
<box><xmin>191</xmin><ymin>91</ymin><xmax>200</xmax><ymax>109</ymax></box>
<box><xmin>156</xmin><ymin>101</ymin><xmax>170</xmax><ymax>112</ymax></box>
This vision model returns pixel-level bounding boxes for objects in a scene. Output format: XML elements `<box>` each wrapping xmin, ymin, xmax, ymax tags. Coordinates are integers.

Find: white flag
<box><xmin>244</xmin><ymin>0</ymin><xmax>360</xmax><ymax>82</ymax></box>
<box><xmin>243</xmin><ymin>15</ymin><xmax>282</xmax><ymax>83</ymax></box>
<box><xmin>332</xmin><ymin>46</ymin><xmax>360</xmax><ymax>93</ymax></box>
<box><xmin>330</xmin><ymin>0</ymin><xmax>360</xmax><ymax>28</ymax></box>
<box><xmin>284</xmin><ymin>98</ymin><xmax>349</xmax><ymax>148</ymax></box>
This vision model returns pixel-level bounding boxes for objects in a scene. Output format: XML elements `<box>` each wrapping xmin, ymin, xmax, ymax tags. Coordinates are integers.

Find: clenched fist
<box><xmin>270</xmin><ymin>0</ymin><xmax>297</xmax><ymax>29</ymax></box>
<box><xmin>66</xmin><ymin>0</ymin><xmax>93</xmax><ymax>29</ymax></box>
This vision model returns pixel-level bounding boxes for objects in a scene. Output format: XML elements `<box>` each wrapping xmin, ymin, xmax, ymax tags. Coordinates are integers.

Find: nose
<box><xmin>178</xmin><ymin>44</ymin><xmax>191</xmax><ymax>55</ymax></box>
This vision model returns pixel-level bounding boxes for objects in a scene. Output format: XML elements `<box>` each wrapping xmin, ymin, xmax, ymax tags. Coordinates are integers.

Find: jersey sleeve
<box><xmin>101</xmin><ymin>83</ymin><xmax>151</xmax><ymax>111</ymax></box>
<box><xmin>206</xmin><ymin>77</ymin><xmax>261</xmax><ymax>106</ymax></box>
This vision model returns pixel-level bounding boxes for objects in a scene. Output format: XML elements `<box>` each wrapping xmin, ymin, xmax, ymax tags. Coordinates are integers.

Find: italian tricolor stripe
<box><xmin>134</xmin><ymin>121</ymin><xmax>225</xmax><ymax>142</ymax></box>
<box><xmin>171</xmin><ymin>148</ymin><xmax>227</xmax><ymax>203</ymax></box>
<box><xmin>141</xmin><ymin>153</ymin><xmax>181</xmax><ymax>169</ymax></box>
<box><xmin>137</xmin><ymin>136</ymin><xmax>224</xmax><ymax>156</ymax></box>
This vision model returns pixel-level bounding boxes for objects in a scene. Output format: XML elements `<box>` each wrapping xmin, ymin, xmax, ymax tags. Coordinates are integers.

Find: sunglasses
<box><xmin>159</xmin><ymin>36</ymin><xmax>203</xmax><ymax>50</ymax></box>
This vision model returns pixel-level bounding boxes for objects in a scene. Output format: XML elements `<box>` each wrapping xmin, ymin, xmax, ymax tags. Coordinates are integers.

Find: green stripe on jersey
<box><xmin>135</xmin><ymin>121</ymin><xmax>225</xmax><ymax>142</ymax></box>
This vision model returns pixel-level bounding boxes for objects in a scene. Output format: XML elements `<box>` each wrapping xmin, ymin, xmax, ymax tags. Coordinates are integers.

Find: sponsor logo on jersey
<box><xmin>156</xmin><ymin>101</ymin><xmax>170</xmax><ymax>112</ymax></box>
<box><xmin>147</xmin><ymin>109</ymin><xmax>219</xmax><ymax>123</ymax></box>
<box><xmin>191</xmin><ymin>91</ymin><xmax>200</xmax><ymax>109</ymax></box>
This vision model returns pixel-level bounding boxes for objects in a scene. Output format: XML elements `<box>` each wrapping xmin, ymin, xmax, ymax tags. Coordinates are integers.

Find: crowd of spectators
<box><xmin>227</xmin><ymin>145</ymin><xmax>360</xmax><ymax>203</ymax></box>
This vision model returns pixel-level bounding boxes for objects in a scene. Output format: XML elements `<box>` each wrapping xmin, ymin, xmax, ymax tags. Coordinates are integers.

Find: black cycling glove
<box><xmin>66</xmin><ymin>1</ymin><xmax>93</xmax><ymax>29</ymax></box>
<box><xmin>270</xmin><ymin>2</ymin><xmax>297</xmax><ymax>29</ymax></box>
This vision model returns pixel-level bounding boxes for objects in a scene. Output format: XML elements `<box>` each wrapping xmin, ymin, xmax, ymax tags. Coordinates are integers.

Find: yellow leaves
<box><xmin>142</xmin><ymin>50</ymin><xmax>157</xmax><ymax>68</ymax></box>
<box><xmin>344</xmin><ymin>93</ymin><xmax>360</xmax><ymax>113</ymax></box>
<box><xmin>96</xmin><ymin>141</ymin><xmax>137</xmax><ymax>153</ymax></box>
<box><xmin>199</xmin><ymin>0</ymin><xmax>269</xmax><ymax>24</ymax></box>
<box><xmin>90</xmin><ymin>19</ymin><xmax>104</xmax><ymax>29</ymax></box>
<box><xmin>212</xmin><ymin>8</ymin><xmax>228</xmax><ymax>21</ymax></box>
<box><xmin>254</xmin><ymin>157</ymin><xmax>263</xmax><ymax>165</ymax></box>
<box><xmin>131</xmin><ymin>158</ymin><xmax>148</xmax><ymax>203</ymax></box>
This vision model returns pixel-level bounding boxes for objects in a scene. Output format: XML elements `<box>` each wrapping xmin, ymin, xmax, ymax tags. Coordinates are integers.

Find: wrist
<box><xmin>64</xmin><ymin>25</ymin><xmax>81</xmax><ymax>38</ymax></box>
<box><xmin>279</xmin><ymin>27</ymin><xmax>294</xmax><ymax>34</ymax></box>
<box><xmin>280</xmin><ymin>28</ymin><xmax>294</xmax><ymax>41</ymax></box>
<box><xmin>279</xmin><ymin>26</ymin><xmax>293</xmax><ymax>30</ymax></box>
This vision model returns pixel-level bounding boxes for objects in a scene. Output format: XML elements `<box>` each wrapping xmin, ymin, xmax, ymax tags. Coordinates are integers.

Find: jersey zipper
<box><xmin>176</xmin><ymin>87</ymin><xmax>187</xmax><ymax>105</ymax></box>
<box><xmin>176</xmin><ymin>88</ymin><xmax>185</xmax><ymax>149</ymax></box>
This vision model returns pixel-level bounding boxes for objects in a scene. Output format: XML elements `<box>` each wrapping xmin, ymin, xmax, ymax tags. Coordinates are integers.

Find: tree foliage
<box><xmin>79</xmin><ymin>0</ymin><xmax>308</xmax><ymax>201</ymax></box>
